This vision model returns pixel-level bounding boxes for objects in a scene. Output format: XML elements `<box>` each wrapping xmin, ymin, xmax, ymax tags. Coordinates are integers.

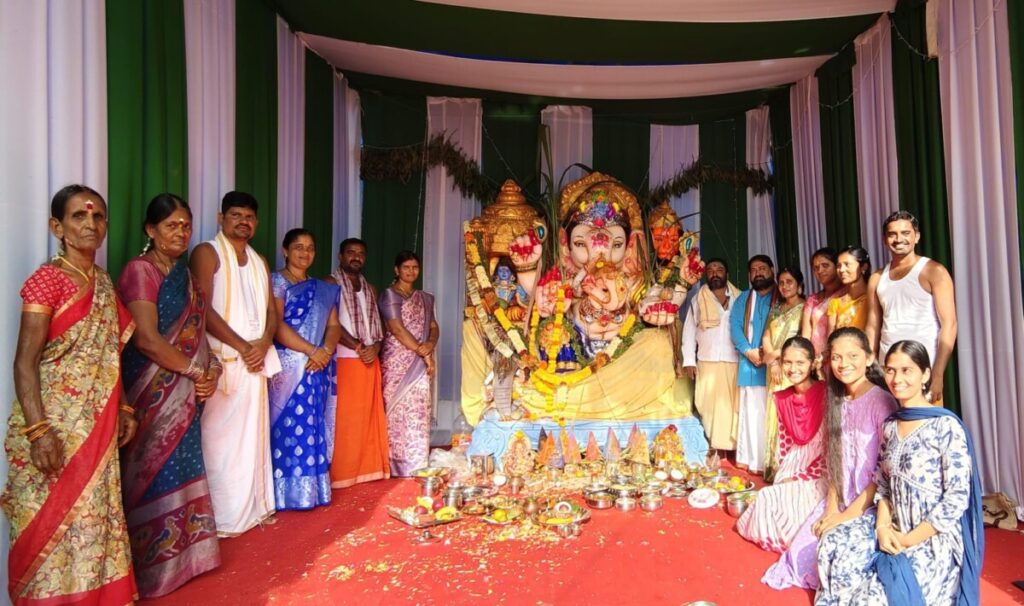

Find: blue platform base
<box><xmin>467</xmin><ymin>414</ymin><xmax>709</xmax><ymax>472</ymax></box>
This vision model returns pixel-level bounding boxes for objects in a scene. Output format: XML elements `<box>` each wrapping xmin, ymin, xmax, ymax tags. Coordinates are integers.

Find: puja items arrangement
<box><xmin>391</xmin><ymin>424</ymin><xmax>756</xmax><ymax>531</ymax></box>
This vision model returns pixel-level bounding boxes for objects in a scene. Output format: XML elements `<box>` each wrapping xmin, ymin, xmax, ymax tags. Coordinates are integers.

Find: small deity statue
<box><xmin>638</xmin><ymin>201</ymin><xmax>704</xmax><ymax>327</ymax></box>
<box><xmin>576</xmin><ymin>264</ymin><xmax>630</xmax><ymax>351</ymax></box>
<box><xmin>491</xmin><ymin>256</ymin><xmax>528</xmax><ymax>322</ymax></box>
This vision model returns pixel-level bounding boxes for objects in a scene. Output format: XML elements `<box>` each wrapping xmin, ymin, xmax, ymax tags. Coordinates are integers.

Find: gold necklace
<box><xmin>283</xmin><ymin>268</ymin><xmax>308</xmax><ymax>284</ymax></box>
<box><xmin>58</xmin><ymin>254</ymin><xmax>94</xmax><ymax>283</ymax></box>
<box><xmin>393</xmin><ymin>282</ymin><xmax>414</xmax><ymax>297</ymax></box>
<box><xmin>148</xmin><ymin>251</ymin><xmax>175</xmax><ymax>275</ymax></box>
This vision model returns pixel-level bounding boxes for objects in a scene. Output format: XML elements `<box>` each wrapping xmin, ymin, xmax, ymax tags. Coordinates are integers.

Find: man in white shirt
<box><xmin>682</xmin><ymin>259</ymin><xmax>741</xmax><ymax>452</ymax></box>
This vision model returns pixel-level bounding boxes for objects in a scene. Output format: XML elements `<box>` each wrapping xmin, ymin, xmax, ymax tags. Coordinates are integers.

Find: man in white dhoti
<box><xmin>729</xmin><ymin>255</ymin><xmax>774</xmax><ymax>474</ymax></box>
<box><xmin>190</xmin><ymin>191</ymin><xmax>280</xmax><ymax>536</ymax></box>
<box><xmin>682</xmin><ymin>258</ymin><xmax>741</xmax><ymax>453</ymax></box>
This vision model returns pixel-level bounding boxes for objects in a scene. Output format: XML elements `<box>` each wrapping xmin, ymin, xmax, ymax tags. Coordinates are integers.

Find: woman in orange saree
<box><xmin>3</xmin><ymin>185</ymin><xmax>138</xmax><ymax>605</ymax></box>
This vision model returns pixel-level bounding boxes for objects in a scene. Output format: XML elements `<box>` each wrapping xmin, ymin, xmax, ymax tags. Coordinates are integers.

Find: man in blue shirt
<box><xmin>729</xmin><ymin>255</ymin><xmax>775</xmax><ymax>474</ymax></box>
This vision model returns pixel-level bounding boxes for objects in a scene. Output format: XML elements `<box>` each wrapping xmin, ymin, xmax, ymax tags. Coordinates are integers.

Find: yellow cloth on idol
<box><xmin>461</xmin><ymin>320</ymin><xmax>692</xmax><ymax>424</ymax></box>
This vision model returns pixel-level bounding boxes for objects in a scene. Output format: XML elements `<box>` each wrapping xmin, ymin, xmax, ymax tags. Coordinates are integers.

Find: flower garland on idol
<box><xmin>464</xmin><ymin>225</ymin><xmax>645</xmax><ymax>415</ymax></box>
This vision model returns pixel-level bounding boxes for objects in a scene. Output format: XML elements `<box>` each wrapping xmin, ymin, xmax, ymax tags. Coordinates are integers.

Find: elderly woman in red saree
<box><xmin>379</xmin><ymin>251</ymin><xmax>439</xmax><ymax>476</ymax></box>
<box><xmin>116</xmin><ymin>194</ymin><xmax>221</xmax><ymax>597</ymax></box>
<box><xmin>3</xmin><ymin>185</ymin><xmax>137</xmax><ymax>605</ymax></box>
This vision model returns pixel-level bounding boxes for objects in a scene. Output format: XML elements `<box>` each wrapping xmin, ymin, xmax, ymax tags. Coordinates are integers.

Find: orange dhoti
<box><xmin>330</xmin><ymin>358</ymin><xmax>390</xmax><ymax>488</ymax></box>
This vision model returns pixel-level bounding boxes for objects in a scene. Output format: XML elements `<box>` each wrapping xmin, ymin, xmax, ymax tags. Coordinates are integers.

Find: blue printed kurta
<box><xmin>815</xmin><ymin>415</ymin><xmax>972</xmax><ymax>605</ymax></box>
<box><xmin>729</xmin><ymin>289</ymin><xmax>771</xmax><ymax>387</ymax></box>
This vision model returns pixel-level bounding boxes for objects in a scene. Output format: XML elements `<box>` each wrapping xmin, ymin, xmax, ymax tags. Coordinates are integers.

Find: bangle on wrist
<box><xmin>119</xmin><ymin>404</ymin><xmax>136</xmax><ymax>415</ymax></box>
<box><xmin>181</xmin><ymin>359</ymin><xmax>205</xmax><ymax>381</ymax></box>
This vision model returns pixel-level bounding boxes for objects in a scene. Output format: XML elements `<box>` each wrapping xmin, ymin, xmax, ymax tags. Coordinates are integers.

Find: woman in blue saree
<box><xmin>268</xmin><ymin>229</ymin><xmax>341</xmax><ymax>510</ymax></box>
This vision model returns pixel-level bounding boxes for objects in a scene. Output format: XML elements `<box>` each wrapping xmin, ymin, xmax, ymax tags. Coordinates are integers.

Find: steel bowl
<box><xmin>583</xmin><ymin>482</ymin><xmax>610</xmax><ymax>495</ymax></box>
<box><xmin>419</xmin><ymin>476</ymin><xmax>445</xmax><ymax>497</ymax></box>
<box><xmin>639</xmin><ymin>495</ymin><xmax>663</xmax><ymax>512</ymax></box>
<box><xmin>615</xmin><ymin>497</ymin><xmax>638</xmax><ymax>512</ymax></box>
<box><xmin>726</xmin><ymin>492</ymin><xmax>752</xmax><ymax>517</ymax></box>
<box><xmin>584</xmin><ymin>491</ymin><xmax>615</xmax><ymax>509</ymax></box>
<box><xmin>442</xmin><ymin>489</ymin><xmax>464</xmax><ymax>510</ymax></box>
<box><xmin>609</xmin><ymin>484</ymin><xmax>639</xmax><ymax>499</ymax></box>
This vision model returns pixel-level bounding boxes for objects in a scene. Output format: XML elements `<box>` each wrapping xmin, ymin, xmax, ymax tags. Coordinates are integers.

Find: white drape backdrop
<box><xmin>331</xmin><ymin>75</ymin><xmax>362</xmax><ymax>254</ymax></box>
<box><xmin>938</xmin><ymin>0</ymin><xmax>1024</xmax><ymax>508</ymax></box>
<box><xmin>790</xmin><ymin>75</ymin><xmax>828</xmax><ymax>291</ymax></box>
<box><xmin>745</xmin><ymin>106</ymin><xmax>777</xmax><ymax>262</ymax></box>
<box><xmin>276</xmin><ymin>16</ymin><xmax>305</xmax><ymax>268</ymax></box>
<box><xmin>853</xmin><ymin>14</ymin><xmax>900</xmax><ymax>266</ymax></box>
<box><xmin>540</xmin><ymin>106</ymin><xmax>593</xmax><ymax>188</ymax></box>
<box><xmin>185</xmin><ymin>0</ymin><xmax>235</xmax><ymax>243</ymax></box>
<box><xmin>649</xmin><ymin>124</ymin><xmax>700</xmax><ymax>232</ymax></box>
<box><xmin>424</xmin><ymin>98</ymin><xmax>483</xmax><ymax>434</ymax></box>
<box><xmin>0</xmin><ymin>0</ymin><xmax>108</xmax><ymax>597</ymax></box>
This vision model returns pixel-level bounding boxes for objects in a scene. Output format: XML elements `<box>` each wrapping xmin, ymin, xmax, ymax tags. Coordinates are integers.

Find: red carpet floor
<box><xmin>147</xmin><ymin>477</ymin><xmax>1024</xmax><ymax>605</ymax></box>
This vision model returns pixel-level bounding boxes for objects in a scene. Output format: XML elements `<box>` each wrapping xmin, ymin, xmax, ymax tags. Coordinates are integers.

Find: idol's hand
<box><xmin>30</xmin><ymin>431</ymin><xmax>64</xmax><ymax>475</ymax></box>
<box><xmin>509</xmin><ymin>233</ymin><xmax>542</xmax><ymax>269</ymax></box>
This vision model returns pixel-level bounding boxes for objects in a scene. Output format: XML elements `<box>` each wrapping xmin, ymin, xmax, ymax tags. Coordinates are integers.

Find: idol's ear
<box><xmin>559</xmin><ymin>227</ymin><xmax>571</xmax><ymax>268</ymax></box>
<box><xmin>623</xmin><ymin>231</ymin><xmax>646</xmax><ymax>276</ymax></box>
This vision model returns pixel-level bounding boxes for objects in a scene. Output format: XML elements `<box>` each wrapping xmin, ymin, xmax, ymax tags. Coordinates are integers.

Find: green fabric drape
<box><xmin>106</xmin><ymin>0</ymin><xmax>188</xmax><ymax>277</ymax></box>
<box><xmin>816</xmin><ymin>47</ymin><xmax>861</xmax><ymax>251</ymax></box>
<box><xmin>768</xmin><ymin>91</ymin><xmax>801</xmax><ymax>270</ymax></box>
<box><xmin>592</xmin><ymin>116</ymin><xmax>650</xmax><ymax>196</ymax></box>
<box><xmin>358</xmin><ymin>90</ymin><xmax>427</xmax><ymax>291</ymax></box>
<box><xmin>699</xmin><ymin>117</ymin><xmax>748</xmax><ymax>288</ymax></box>
<box><xmin>481</xmin><ymin>101</ymin><xmax>541</xmax><ymax>202</ymax></box>
<box><xmin>303</xmin><ymin>50</ymin><xmax>334</xmax><ymax>278</ymax></box>
<box><xmin>891</xmin><ymin>0</ymin><xmax>959</xmax><ymax>414</ymax></box>
<box><xmin>1009</xmin><ymin>0</ymin><xmax>1024</xmax><ymax>292</ymax></box>
<box><xmin>235</xmin><ymin>0</ymin><xmax>278</xmax><ymax>262</ymax></box>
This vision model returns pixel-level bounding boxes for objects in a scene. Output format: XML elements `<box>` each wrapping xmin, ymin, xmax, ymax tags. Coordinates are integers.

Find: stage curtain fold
<box><xmin>745</xmin><ymin>106</ymin><xmax>776</xmax><ymax>262</ymax></box>
<box><xmin>302</xmin><ymin>50</ymin><xmax>334</xmax><ymax>278</ymax></box>
<box><xmin>789</xmin><ymin>75</ymin><xmax>828</xmax><ymax>290</ymax></box>
<box><xmin>481</xmin><ymin>102</ymin><xmax>541</xmax><ymax>202</ymax></box>
<box><xmin>853</xmin><ymin>14</ymin><xmax>900</xmax><ymax>266</ymax></box>
<box><xmin>358</xmin><ymin>90</ymin><xmax>427</xmax><ymax>291</ymax></box>
<box><xmin>235</xmin><ymin>0</ymin><xmax>278</xmax><ymax>261</ymax></box>
<box><xmin>1010</xmin><ymin>0</ymin><xmax>1024</xmax><ymax>291</ymax></box>
<box><xmin>540</xmin><ymin>105</ymin><xmax>592</xmax><ymax>190</ymax></box>
<box><xmin>425</xmin><ymin>97</ymin><xmax>482</xmax><ymax>426</ymax></box>
<box><xmin>890</xmin><ymin>0</ymin><xmax>959</xmax><ymax>415</ymax></box>
<box><xmin>649</xmin><ymin>124</ymin><xmax>700</xmax><ymax>232</ymax></box>
<box><xmin>593</xmin><ymin>115</ymin><xmax>650</xmax><ymax>195</ymax></box>
<box><xmin>698</xmin><ymin>116</ymin><xmax>748</xmax><ymax>288</ymax></box>
<box><xmin>332</xmin><ymin>76</ymin><xmax>362</xmax><ymax>253</ymax></box>
<box><xmin>816</xmin><ymin>47</ymin><xmax>861</xmax><ymax>252</ymax></box>
<box><xmin>184</xmin><ymin>0</ymin><xmax>235</xmax><ymax>244</ymax></box>
<box><xmin>937</xmin><ymin>0</ymin><xmax>1024</xmax><ymax>507</ymax></box>
<box><xmin>768</xmin><ymin>91</ymin><xmax>800</xmax><ymax>272</ymax></box>
<box><xmin>275</xmin><ymin>17</ymin><xmax>305</xmax><ymax>269</ymax></box>
<box><xmin>106</xmin><ymin>0</ymin><xmax>188</xmax><ymax>278</ymax></box>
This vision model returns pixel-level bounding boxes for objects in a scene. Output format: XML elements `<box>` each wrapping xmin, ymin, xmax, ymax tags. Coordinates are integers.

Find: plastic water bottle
<box><xmin>451</xmin><ymin>412</ymin><xmax>472</xmax><ymax>449</ymax></box>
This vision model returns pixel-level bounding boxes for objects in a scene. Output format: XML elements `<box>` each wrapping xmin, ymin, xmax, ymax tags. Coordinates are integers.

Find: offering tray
<box><xmin>387</xmin><ymin>506</ymin><xmax>463</xmax><ymax>528</ymax></box>
<box><xmin>460</xmin><ymin>501</ymin><xmax>491</xmax><ymax>516</ymax></box>
<box><xmin>537</xmin><ymin>501</ymin><xmax>591</xmax><ymax>526</ymax></box>
<box><xmin>661</xmin><ymin>483</ymin><xmax>690</xmax><ymax>499</ymax></box>
<box><xmin>412</xmin><ymin>467</ymin><xmax>451</xmax><ymax>481</ymax></box>
<box><xmin>481</xmin><ymin>505</ymin><xmax>523</xmax><ymax>526</ymax></box>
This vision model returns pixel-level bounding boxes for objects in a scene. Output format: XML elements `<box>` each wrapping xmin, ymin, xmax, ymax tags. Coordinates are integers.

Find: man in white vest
<box><xmin>190</xmin><ymin>191</ymin><xmax>280</xmax><ymax>535</ymax></box>
<box><xmin>866</xmin><ymin>211</ymin><xmax>957</xmax><ymax>403</ymax></box>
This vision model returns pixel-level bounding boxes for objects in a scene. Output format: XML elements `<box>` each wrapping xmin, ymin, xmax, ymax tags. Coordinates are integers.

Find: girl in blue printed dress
<box><xmin>815</xmin><ymin>340</ymin><xmax>983</xmax><ymax>606</ymax></box>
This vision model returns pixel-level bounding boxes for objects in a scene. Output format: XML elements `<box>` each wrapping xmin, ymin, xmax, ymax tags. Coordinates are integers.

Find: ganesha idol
<box><xmin>461</xmin><ymin>175</ymin><xmax>710</xmax><ymax>468</ymax></box>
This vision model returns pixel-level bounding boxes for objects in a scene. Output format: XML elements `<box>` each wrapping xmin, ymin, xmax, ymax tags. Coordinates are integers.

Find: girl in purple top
<box><xmin>762</xmin><ymin>327</ymin><xmax>896</xmax><ymax>590</ymax></box>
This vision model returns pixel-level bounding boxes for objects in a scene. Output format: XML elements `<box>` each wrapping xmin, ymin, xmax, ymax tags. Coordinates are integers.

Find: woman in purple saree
<box><xmin>379</xmin><ymin>251</ymin><xmax>439</xmax><ymax>476</ymax></box>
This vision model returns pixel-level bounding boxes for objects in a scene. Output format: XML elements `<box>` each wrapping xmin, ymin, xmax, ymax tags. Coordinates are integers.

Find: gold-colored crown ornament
<box><xmin>648</xmin><ymin>200</ymin><xmax>680</xmax><ymax>230</ymax></box>
<box><xmin>473</xmin><ymin>180</ymin><xmax>545</xmax><ymax>269</ymax></box>
<box><xmin>559</xmin><ymin>172</ymin><xmax>643</xmax><ymax>234</ymax></box>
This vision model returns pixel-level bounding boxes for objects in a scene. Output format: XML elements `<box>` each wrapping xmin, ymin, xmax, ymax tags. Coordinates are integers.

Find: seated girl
<box><xmin>761</xmin><ymin>327</ymin><xmax>896</xmax><ymax>590</ymax></box>
<box><xmin>738</xmin><ymin>336</ymin><xmax>826</xmax><ymax>554</ymax></box>
<box><xmin>814</xmin><ymin>340</ymin><xmax>983</xmax><ymax>605</ymax></box>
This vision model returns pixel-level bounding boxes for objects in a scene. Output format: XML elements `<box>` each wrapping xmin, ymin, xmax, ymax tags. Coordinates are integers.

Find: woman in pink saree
<box><xmin>379</xmin><ymin>251</ymin><xmax>439</xmax><ymax>476</ymax></box>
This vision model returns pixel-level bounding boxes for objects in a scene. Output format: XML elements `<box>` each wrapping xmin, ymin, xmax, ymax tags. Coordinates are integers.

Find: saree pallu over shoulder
<box><xmin>3</xmin><ymin>270</ymin><xmax>137</xmax><ymax>605</ymax></box>
<box><xmin>119</xmin><ymin>259</ymin><xmax>220</xmax><ymax>598</ymax></box>
<box><xmin>269</xmin><ymin>276</ymin><xmax>339</xmax><ymax>510</ymax></box>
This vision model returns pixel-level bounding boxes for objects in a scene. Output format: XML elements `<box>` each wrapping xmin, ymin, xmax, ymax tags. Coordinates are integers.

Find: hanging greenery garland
<box><xmin>360</xmin><ymin>133</ymin><xmax>773</xmax><ymax>207</ymax></box>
